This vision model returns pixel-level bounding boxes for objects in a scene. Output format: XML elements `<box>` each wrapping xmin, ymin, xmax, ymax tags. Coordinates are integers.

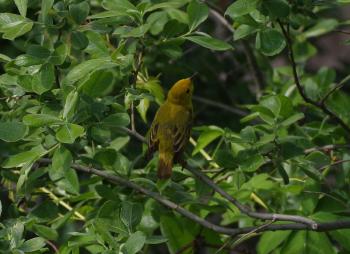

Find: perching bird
<box><xmin>147</xmin><ymin>76</ymin><xmax>194</xmax><ymax>179</ymax></box>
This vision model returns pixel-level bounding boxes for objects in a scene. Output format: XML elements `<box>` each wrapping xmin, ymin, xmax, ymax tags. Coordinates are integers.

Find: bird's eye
<box><xmin>186</xmin><ymin>89</ymin><xmax>190</xmax><ymax>94</ymax></box>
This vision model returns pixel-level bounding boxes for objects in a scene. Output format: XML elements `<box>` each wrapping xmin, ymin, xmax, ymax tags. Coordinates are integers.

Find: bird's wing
<box><xmin>147</xmin><ymin>120</ymin><xmax>159</xmax><ymax>158</ymax></box>
<box><xmin>173</xmin><ymin>110</ymin><xmax>192</xmax><ymax>154</ymax></box>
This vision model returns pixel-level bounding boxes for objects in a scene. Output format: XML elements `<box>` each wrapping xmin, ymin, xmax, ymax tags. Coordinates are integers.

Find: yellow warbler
<box><xmin>147</xmin><ymin>76</ymin><xmax>194</xmax><ymax>179</ymax></box>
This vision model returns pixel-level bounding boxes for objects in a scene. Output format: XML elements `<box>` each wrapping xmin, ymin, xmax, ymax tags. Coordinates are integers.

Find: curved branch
<box><xmin>277</xmin><ymin>20</ymin><xmax>350</xmax><ymax>134</ymax></box>
<box><xmin>38</xmin><ymin>158</ymin><xmax>350</xmax><ymax>236</ymax></box>
<box><xmin>186</xmin><ymin>166</ymin><xmax>318</xmax><ymax>229</ymax></box>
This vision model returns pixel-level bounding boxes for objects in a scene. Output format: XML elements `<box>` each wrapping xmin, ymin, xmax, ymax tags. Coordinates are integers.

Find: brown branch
<box><xmin>117</xmin><ymin>128</ymin><xmax>345</xmax><ymax>230</ymax></box>
<box><xmin>304</xmin><ymin>144</ymin><xmax>350</xmax><ymax>154</ymax></box>
<box><xmin>319</xmin><ymin>159</ymin><xmax>350</xmax><ymax>171</ymax></box>
<box><xmin>186</xmin><ymin>166</ymin><xmax>318</xmax><ymax>229</ymax></box>
<box><xmin>320</xmin><ymin>74</ymin><xmax>350</xmax><ymax>105</ymax></box>
<box><xmin>129</xmin><ymin>44</ymin><xmax>145</xmax><ymax>132</ymax></box>
<box><xmin>277</xmin><ymin>20</ymin><xmax>350</xmax><ymax>134</ymax></box>
<box><xmin>45</xmin><ymin>240</ymin><xmax>59</xmax><ymax>253</ymax></box>
<box><xmin>208</xmin><ymin>6</ymin><xmax>265</xmax><ymax>97</ymax></box>
<box><xmin>192</xmin><ymin>95</ymin><xmax>248</xmax><ymax>116</ymax></box>
<box><xmin>37</xmin><ymin>158</ymin><xmax>350</xmax><ymax>236</ymax></box>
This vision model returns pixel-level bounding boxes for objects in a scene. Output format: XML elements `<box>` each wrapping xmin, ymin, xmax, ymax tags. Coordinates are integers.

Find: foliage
<box><xmin>1</xmin><ymin>0</ymin><xmax>350</xmax><ymax>253</ymax></box>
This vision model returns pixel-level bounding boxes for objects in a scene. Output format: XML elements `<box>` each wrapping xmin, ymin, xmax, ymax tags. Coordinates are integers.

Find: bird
<box><xmin>147</xmin><ymin>75</ymin><xmax>195</xmax><ymax>179</ymax></box>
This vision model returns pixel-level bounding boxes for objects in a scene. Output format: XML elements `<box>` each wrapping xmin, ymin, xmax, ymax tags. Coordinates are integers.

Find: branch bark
<box><xmin>277</xmin><ymin>20</ymin><xmax>350</xmax><ymax>134</ymax></box>
<box><xmin>38</xmin><ymin>158</ymin><xmax>350</xmax><ymax>236</ymax></box>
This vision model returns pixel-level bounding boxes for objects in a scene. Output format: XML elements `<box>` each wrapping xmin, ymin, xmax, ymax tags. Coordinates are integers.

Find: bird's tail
<box><xmin>158</xmin><ymin>152</ymin><xmax>173</xmax><ymax>179</ymax></box>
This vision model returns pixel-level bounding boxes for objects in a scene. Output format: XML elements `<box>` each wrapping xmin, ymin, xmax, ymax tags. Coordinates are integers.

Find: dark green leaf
<box><xmin>225</xmin><ymin>0</ymin><xmax>258</xmax><ymax>18</ymax></box>
<box><xmin>122</xmin><ymin>231</ymin><xmax>146</xmax><ymax>254</ymax></box>
<box><xmin>256</xmin><ymin>28</ymin><xmax>286</xmax><ymax>56</ymax></box>
<box><xmin>187</xmin><ymin>0</ymin><xmax>209</xmax><ymax>32</ymax></box>
<box><xmin>56</xmin><ymin>124</ymin><xmax>85</xmax><ymax>144</ymax></box>
<box><xmin>185</xmin><ymin>35</ymin><xmax>232</xmax><ymax>51</ymax></box>
<box><xmin>0</xmin><ymin>13</ymin><xmax>33</xmax><ymax>40</ymax></box>
<box><xmin>69</xmin><ymin>2</ymin><xmax>90</xmax><ymax>24</ymax></box>
<box><xmin>0</xmin><ymin>121</ymin><xmax>27</xmax><ymax>142</ymax></box>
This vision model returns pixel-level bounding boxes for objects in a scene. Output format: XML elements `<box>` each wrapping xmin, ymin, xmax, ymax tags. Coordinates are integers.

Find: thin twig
<box><xmin>39</xmin><ymin>187</ymin><xmax>85</xmax><ymax>221</ymax></box>
<box><xmin>334</xmin><ymin>29</ymin><xmax>350</xmax><ymax>35</ymax></box>
<box><xmin>208</xmin><ymin>6</ymin><xmax>265</xmax><ymax>97</ymax></box>
<box><xmin>230</xmin><ymin>220</ymin><xmax>275</xmax><ymax>250</ymax></box>
<box><xmin>45</xmin><ymin>240</ymin><xmax>59</xmax><ymax>253</ymax></box>
<box><xmin>304</xmin><ymin>144</ymin><xmax>350</xmax><ymax>154</ymax></box>
<box><xmin>319</xmin><ymin>159</ymin><xmax>350</xmax><ymax>171</ymax></box>
<box><xmin>193</xmin><ymin>95</ymin><xmax>247</xmax><ymax>116</ymax></box>
<box><xmin>37</xmin><ymin>158</ymin><xmax>350</xmax><ymax>236</ymax></box>
<box><xmin>277</xmin><ymin>20</ymin><xmax>350</xmax><ymax>134</ymax></box>
<box><xmin>121</xmin><ymin>128</ymin><xmax>319</xmax><ymax>228</ymax></box>
<box><xmin>320</xmin><ymin>74</ymin><xmax>350</xmax><ymax>105</ymax></box>
<box><xmin>186</xmin><ymin>165</ymin><xmax>318</xmax><ymax>229</ymax></box>
<box><xmin>130</xmin><ymin>44</ymin><xmax>145</xmax><ymax>132</ymax></box>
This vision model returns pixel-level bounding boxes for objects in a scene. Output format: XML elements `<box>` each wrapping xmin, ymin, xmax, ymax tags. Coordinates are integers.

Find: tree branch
<box><xmin>38</xmin><ymin>158</ymin><xmax>350</xmax><ymax>236</ymax></box>
<box><xmin>193</xmin><ymin>95</ymin><xmax>248</xmax><ymax>116</ymax></box>
<box><xmin>304</xmin><ymin>144</ymin><xmax>350</xmax><ymax>154</ymax></box>
<box><xmin>277</xmin><ymin>20</ymin><xmax>350</xmax><ymax>134</ymax></box>
<box><xmin>320</xmin><ymin>74</ymin><xmax>350</xmax><ymax>105</ymax></box>
<box><xmin>208</xmin><ymin>6</ymin><xmax>265</xmax><ymax>98</ymax></box>
<box><xmin>186</xmin><ymin>165</ymin><xmax>318</xmax><ymax>229</ymax></box>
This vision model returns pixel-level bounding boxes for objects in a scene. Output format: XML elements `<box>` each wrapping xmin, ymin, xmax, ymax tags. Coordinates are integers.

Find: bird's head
<box><xmin>167</xmin><ymin>75</ymin><xmax>195</xmax><ymax>106</ymax></box>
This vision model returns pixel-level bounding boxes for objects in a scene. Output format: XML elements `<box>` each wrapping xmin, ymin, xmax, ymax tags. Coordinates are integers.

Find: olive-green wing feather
<box><xmin>147</xmin><ymin>121</ymin><xmax>159</xmax><ymax>159</ymax></box>
<box><xmin>173</xmin><ymin>110</ymin><xmax>192</xmax><ymax>154</ymax></box>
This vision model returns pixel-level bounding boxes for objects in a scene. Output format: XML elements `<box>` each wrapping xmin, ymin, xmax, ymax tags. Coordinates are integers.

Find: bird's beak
<box><xmin>189</xmin><ymin>72</ymin><xmax>198</xmax><ymax>81</ymax></box>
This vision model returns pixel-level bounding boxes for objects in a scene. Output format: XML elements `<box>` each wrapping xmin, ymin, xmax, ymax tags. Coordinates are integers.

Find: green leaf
<box><xmin>23</xmin><ymin>114</ymin><xmax>62</xmax><ymax>127</ymax></box>
<box><xmin>19</xmin><ymin>237</ymin><xmax>46</xmax><ymax>252</ymax></box>
<box><xmin>56</xmin><ymin>124</ymin><xmax>85</xmax><ymax>144</ymax></box>
<box><xmin>256</xmin><ymin>28</ymin><xmax>286</xmax><ymax>56</ymax></box>
<box><xmin>63</xmin><ymin>90</ymin><xmax>79</xmax><ymax>120</ymax></box>
<box><xmin>145</xmin><ymin>235</ymin><xmax>168</xmax><ymax>245</ymax></box>
<box><xmin>122</xmin><ymin>231</ymin><xmax>146</xmax><ymax>254</ymax></box>
<box><xmin>187</xmin><ymin>0</ymin><xmax>209</xmax><ymax>32</ymax></box>
<box><xmin>185</xmin><ymin>34</ymin><xmax>232</xmax><ymax>51</ymax></box>
<box><xmin>101</xmin><ymin>113</ymin><xmax>130</xmax><ymax>127</ymax></box>
<box><xmin>240</xmin><ymin>154</ymin><xmax>266</xmax><ymax>172</ymax></box>
<box><xmin>109</xmin><ymin>136</ymin><xmax>130</xmax><ymax>151</ymax></box>
<box><xmin>0</xmin><ymin>53</ymin><xmax>11</xmax><ymax>62</ymax></box>
<box><xmin>69</xmin><ymin>2</ymin><xmax>90</xmax><ymax>24</ymax></box>
<box><xmin>145</xmin><ymin>1</ymin><xmax>186</xmax><ymax>13</ymax></box>
<box><xmin>281</xmin><ymin>113</ymin><xmax>304</xmax><ymax>127</ymax></box>
<box><xmin>192</xmin><ymin>126</ymin><xmax>223</xmax><ymax>155</ymax></box>
<box><xmin>32</xmin><ymin>63</ymin><xmax>55</xmax><ymax>95</ymax></box>
<box><xmin>14</xmin><ymin>0</ymin><xmax>28</xmax><ymax>17</ymax></box>
<box><xmin>234</xmin><ymin>24</ymin><xmax>258</xmax><ymax>41</ymax></box>
<box><xmin>2</xmin><ymin>145</ymin><xmax>47</xmax><ymax>168</ymax></box>
<box><xmin>51</xmin><ymin>146</ymin><xmax>73</xmax><ymax>180</ymax></box>
<box><xmin>225</xmin><ymin>0</ymin><xmax>258</xmax><ymax>18</ymax></box>
<box><xmin>80</xmin><ymin>70</ymin><xmax>114</xmax><ymax>97</ymax></box>
<box><xmin>278</xmin><ymin>163</ymin><xmax>290</xmax><ymax>184</ymax></box>
<box><xmin>306</xmin><ymin>232</ymin><xmax>336</xmax><ymax>254</ymax></box>
<box><xmin>281</xmin><ymin>231</ymin><xmax>306</xmax><ymax>254</ymax></box>
<box><xmin>120</xmin><ymin>202</ymin><xmax>143</xmax><ymax>231</ymax></box>
<box><xmin>102</xmin><ymin>0</ymin><xmax>137</xmax><ymax>12</ymax></box>
<box><xmin>33</xmin><ymin>225</ymin><xmax>58</xmax><ymax>241</ymax></box>
<box><xmin>40</xmin><ymin>0</ymin><xmax>54</xmax><ymax>24</ymax></box>
<box><xmin>71</xmin><ymin>31</ymin><xmax>89</xmax><ymax>50</ymax></box>
<box><xmin>27</xmin><ymin>45</ymin><xmax>51</xmax><ymax>59</ymax></box>
<box><xmin>63</xmin><ymin>58</ymin><xmax>118</xmax><ymax>86</ymax></box>
<box><xmin>0</xmin><ymin>13</ymin><xmax>33</xmax><ymax>40</ymax></box>
<box><xmin>0</xmin><ymin>121</ymin><xmax>27</xmax><ymax>142</ymax></box>
<box><xmin>137</xmin><ymin>98</ymin><xmax>150</xmax><ymax>123</ymax></box>
<box><xmin>260</xmin><ymin>0</ymin><xmax>290</xmax><ymax>18</ymax></box>
<box><xmin>257</xmin><ymin>230</ymin><xmax>291</xmax><ymax>254</ymax></box>
<box><xmin>160</xmin><ymin>216</ymin><xmax>193</xmax><ymax>253</ymax></box>
<box><xmin>303</xmin><ymin>19</ymin><xmax>338</xmax><ymax>38</ymax></box>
